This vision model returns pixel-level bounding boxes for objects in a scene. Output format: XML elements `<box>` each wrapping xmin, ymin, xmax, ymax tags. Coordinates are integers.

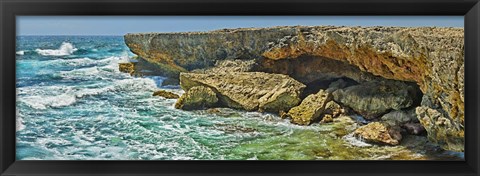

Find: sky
<box><xmin>17</xmin><ymin>16</ymin><xmax>463</xmax><ymax>36</ymax></box>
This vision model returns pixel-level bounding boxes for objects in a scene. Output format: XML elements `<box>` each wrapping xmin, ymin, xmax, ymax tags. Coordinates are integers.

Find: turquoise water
<box><xmin>15</xmin><ymin>36</ymin><xmax>464</xmax><ymax>160</ymax></box>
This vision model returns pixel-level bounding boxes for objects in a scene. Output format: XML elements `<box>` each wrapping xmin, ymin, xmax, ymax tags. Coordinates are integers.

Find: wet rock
<box><xmin>287</xmin><ymin>89</ymin><xmax>332</xmax><ymax>125</ymax></box>
<box><xmin>354</xmin><ymin>122</ymin><xmax>402</xmax><ymax>145</ymax></box>
<box><xmin>205</xmin><ymin>108</ymin><xmax>242</xmax><ymax>118</ymax></box>
<box><xmin>152</xmin><ymin>90</ymin><xmax>180</xmax><ymax>99</ymax></box>
<box><xmin>174</xmin><ymin>86</ymin><xmax>218</xmax><ymax>110</ymax></box>
<box><xmin>416</xmin><ymin>106</ymin><xmax>464</xmax><ymax>152</ymax></box>
<box><xmin>332</xmin><ymin>81</ymin><xmax>418</xmax><ymax>119</ymax></box>
<box><xmin>119</xmin><ymin>62</ymin><xmax>135</xmax><ymax>75</ymax></box>
<box><xmin>179</xmin><ymin>72</ymin><xmax>305</xmax><ymax>112</ymax></box>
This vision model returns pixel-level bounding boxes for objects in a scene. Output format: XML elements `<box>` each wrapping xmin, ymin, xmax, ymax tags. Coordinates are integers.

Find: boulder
<box><xmin>174</xmin><ymin>86</ymin><xmax>218</xmax><ymax>110</ymax></box>
<box><xmin>179</xmin><ymin>72</ymin><xmax>305</xmax><ymax>112</ymax></box>
<box><xmin>381</xmin><ymin>110</ymin><xmax>418</xmax><ymax>127</ymax></box>
<box><xmin>152</xmin><ymin>90</ymin><xmax>180</xmax><ymax>99</ymax></box>
<box><xmin>354</xmin><ymin>122</ymin><xmax>402</xmax><ymax>145</ymax></box>
<box><xmin>332</xmin><ymin>81</ymin><xmax>418</xmax><ymax>119</ymax></box>
<box><xmin>287</xmin><ymin>89</ymin><xmax>332</xmax><ymax>125</ymax></box>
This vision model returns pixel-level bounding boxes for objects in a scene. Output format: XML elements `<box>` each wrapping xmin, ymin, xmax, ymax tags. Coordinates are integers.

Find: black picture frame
<box><xmin>1</xmin><ymin>0</ymin><xmax>479</xmax><ymax>175</ymax></box>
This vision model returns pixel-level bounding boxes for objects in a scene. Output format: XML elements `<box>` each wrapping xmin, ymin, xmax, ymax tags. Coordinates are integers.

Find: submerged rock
<box><xmin>354</xmin><ymin>122</ymin><xmax>402</xmax><ymax>145</ymax></box>
<box><xmin>332</xmin><ymin>81</ymin><xmax>418</xmax><ymax>119</ymax></box>
<box><xmin>287</xmin><ymin>89</ymin><xmax>332</xmax><ymax>125</ymax></box>
<box><xmin>152</xmin><ymin>90</ymin><xmax>180</xmax><ymax>99</ymax></box>
<box><xmin>179</xmin><ymin>72</ymin><xmax>305</xmax><ymax>112</ymax></box>
<box><xmin>174</xmin><ymin>86</ymin><xmax>218</xmax><ymax>110</ymax></box>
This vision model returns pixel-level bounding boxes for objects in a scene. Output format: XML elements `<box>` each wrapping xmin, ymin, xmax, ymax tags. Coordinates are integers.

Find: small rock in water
<box><xmin>152</xmin><ymin>90</ymin><xmax>180</xmax><ymax>99</ymax></box>
<box><xmin>118</xmin><ymin>62</ymin><xmax>136</xmax><ymax>75</ymax></box>
<box><xmin>353</xmin><ymin>122</ymin><xmax>402</xmax><ymax>145</ymax></box>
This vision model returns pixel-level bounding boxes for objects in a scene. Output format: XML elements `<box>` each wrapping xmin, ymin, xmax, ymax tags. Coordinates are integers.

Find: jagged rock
<box><xmin>152</xmin><ymin>90</ymin><xmax>180</xmax><ymax>99</ymax></box>
<box><xmin>324</xmin><ymin>100</ymin><xmax>345</xmax><ymax>118</ymax></box>
<box><xmin>287</xmin><ymin>89</ymin><xmax>332</xmax><ymax>125</ymax></box>
<box><xmin>332</xmin><ymin>81</ymin><xmax>418</xmax><ymax>119</ymax></box>
<box><xmin>354</xmin><ymin>122</ymin><xmax>402</xmax><ymax>145</ymax></box>
<box><xmin>174</xmin><ymin>86</ymin><xmax>218</xmax><ymax>110</ymax></box>
<box><xmin>125</xmin><ymin>26</ymin><xmax>464</xmax><ymax>151</ymax></box>
<box><xmin>179</xmin><ymin>72</ymin><xmax>305</xmax><ymax>112</ymax></box>
<box><xmin>416</xmin><ymin>106</ymin><xmax>464</xmax><ymax>152</ymax></box>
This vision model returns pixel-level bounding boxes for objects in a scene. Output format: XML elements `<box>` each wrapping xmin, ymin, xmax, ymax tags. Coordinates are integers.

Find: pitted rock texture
<box><xmin>175</xmin><ymin>86</ymin><xmax>218</xmax><ymax>110</ymax></box>
<box><xmin>287</xmin><ymin>89</ymin><xmax>332</xmax><ymax>125</ymax></box>
<box><xmin>179</xmin><ymin>72</ymin><xmax>305</xmax><ymax>112</ymax></box>
<box><xmin>125</xmin><ymin>26</ymin><xmax>464</xmax><ymax>151</ymax></box>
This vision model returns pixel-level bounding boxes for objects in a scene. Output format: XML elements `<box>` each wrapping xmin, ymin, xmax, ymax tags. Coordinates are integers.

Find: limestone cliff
<box><xmin>124</xmin><ymin>26</ymin><xmax>464</xmax><ymax>151</ymax></box>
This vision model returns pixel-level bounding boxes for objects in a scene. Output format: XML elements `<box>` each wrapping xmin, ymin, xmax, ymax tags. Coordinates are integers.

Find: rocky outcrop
<box><xmin>416</xmin><ymin>106</ymin><xmax>464</xmax><ymax>152</ymax></box>
<box><xmin>332</xmin><ymin>81</ymin><xmax>420</xmax><ymax>119</ymax></box>
<box><xmin>152</xmin><ymin>90</ymin><xmax>180</xmax><ymax>99</ymax></box>
<box><xmin>179</xmin><ymin>72</ymin><xmax>305</xmax><ymax>112</ymax></box>
<box><xmin>175</xmin><ymin>86</ymin><xmax>218</xmax><ymax>110</ymax></box>
<box><xmin>287</xmin><ymin>89</ymin><xmax>332</xmax><ymax>125</ymax></box>
<box><xmin>125</xmin><ymin>26</ymin><xmax>464</xmax><ymax>151</ymax></box>
<box><xmin>354</xmin><ymin>122</ymin><xmax>402</xmax><ymax>145</ymax></box>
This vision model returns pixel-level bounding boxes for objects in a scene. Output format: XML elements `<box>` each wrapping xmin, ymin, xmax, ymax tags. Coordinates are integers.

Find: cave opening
<box><xmin>256</xmin><ymin>55</ymin><xmax>424</xmax><ymax>109</ymax></box>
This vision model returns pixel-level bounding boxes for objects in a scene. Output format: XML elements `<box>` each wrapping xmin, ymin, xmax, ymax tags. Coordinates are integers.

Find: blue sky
<box><xmin>17</xmin><ymin>16</ymin><xmax>463</xmax><ymax>36</ymax></box>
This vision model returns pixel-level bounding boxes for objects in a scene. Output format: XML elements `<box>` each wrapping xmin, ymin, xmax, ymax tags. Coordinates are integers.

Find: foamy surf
<box><xmin>16</xmin><ymin>50</ymin><xmax>26</xmax><ymax>55</ymax></box>
<box><xmin>35</xmin><ymin>42</ymin><xmax>78</xmax><ymax>56</ymax></box>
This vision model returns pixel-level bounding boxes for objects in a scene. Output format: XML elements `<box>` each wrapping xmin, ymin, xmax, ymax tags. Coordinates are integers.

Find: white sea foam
<box><xmin>35</xmin><ymin>42</ymin><xmax>78</xmax><ymax>56</ymax></box>
<box><xmin>342</xmin><ymin>133</ymin><xmax>372</xmax><ymax>147</ymax></box>
<box><xmin>16</xmin><ymin>110</ymin><xmax>25</xmax><ymax>131</ymax></box>
<box><xmin>19</xmin><ymin>76</ymin><xmax>159</xmax><ymax>110</ymax></box>
<box><xmin>16</xmin><ymin>50</ymin><xmax>25</xmax><ymax>55</ymax></box>
<box><xmin>21</xmin><ymin>94</ymin><xmax>77</xmax><ymax>110</ymax></box>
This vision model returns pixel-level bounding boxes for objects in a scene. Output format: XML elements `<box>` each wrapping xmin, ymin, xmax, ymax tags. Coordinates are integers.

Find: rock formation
<box><xmin>175</xmin><ymin>86</ymin><xmax>218</xmax><ymax>110</ymax></box>
<box><xmin>354</xmin><ymin>122</ymin><xmax>402</xmax><ymax>145</ymax></box>
<box><xmin>179</xmin><ymin>72</ymin><xmax>305</xmax><ymax>112</ymax></box>
<box><xmin>287</xmin><ymin>89</ymin><xmax>332</xmax><ymax>125</ymax></box>
<box><xmin>125</xmin><ymin>26</ymin><xmax>464</xmax><ymax>151</ymax></box>
<box><xmin>332</xmin><ymin>80</ymin><xmax>419</xmax><ymax>119</ymax></box>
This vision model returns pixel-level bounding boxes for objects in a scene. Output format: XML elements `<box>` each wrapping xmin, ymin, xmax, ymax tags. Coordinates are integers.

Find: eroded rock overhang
<box><xmin>124</xmin><ymin>26</ymin><xmax>464</xmax><ymax>152</ymax></box>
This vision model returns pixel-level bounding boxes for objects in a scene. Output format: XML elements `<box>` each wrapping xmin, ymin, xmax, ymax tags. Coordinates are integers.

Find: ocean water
<box><xmin>15</xmin><ymin>36</ymin><xmax>464</xmax><ymax>160</ymax></box>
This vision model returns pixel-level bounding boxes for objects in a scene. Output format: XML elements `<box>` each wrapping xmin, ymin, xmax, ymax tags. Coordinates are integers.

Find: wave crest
<box><xmin>16</xmin><ymin>50</ymin><xmax>25</xmax><ymax>55</ymax></box>
<box><xmin>35</xmin><ymin>42</ymin><xmax>78</xmax><ymax>56</ymax></box>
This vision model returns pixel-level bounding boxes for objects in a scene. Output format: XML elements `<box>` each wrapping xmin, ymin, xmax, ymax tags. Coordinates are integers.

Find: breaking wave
<box><xmin>35</xmin><ymin>42</ymin><xmax>78</xmax><ymax>56</ymax></box>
